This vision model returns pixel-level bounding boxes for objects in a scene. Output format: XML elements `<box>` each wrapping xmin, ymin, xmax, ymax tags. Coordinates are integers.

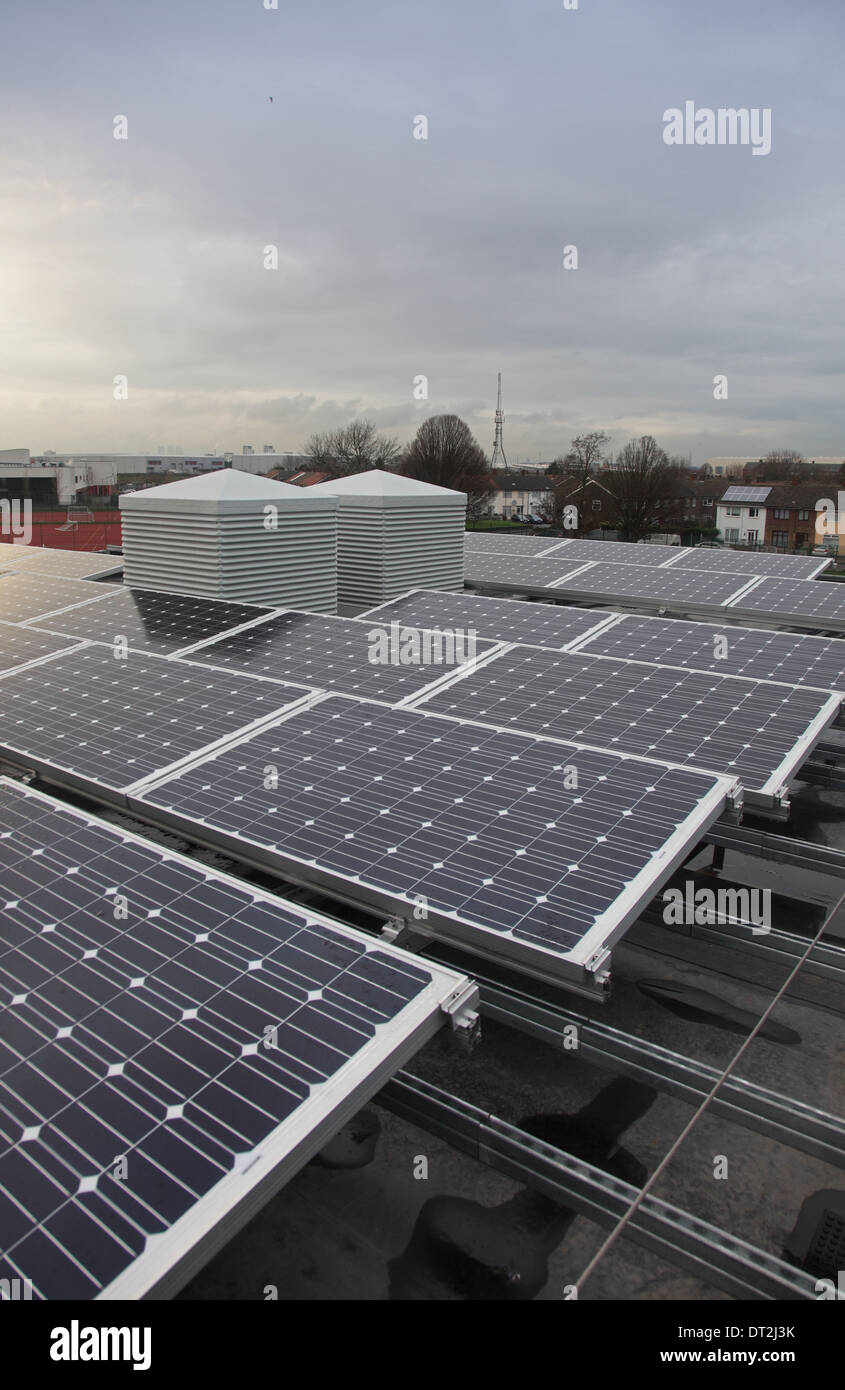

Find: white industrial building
<box><xmin>0</xmin><ymin>450</ymin><xmax>309</xmax><ymax>505</ymax></box>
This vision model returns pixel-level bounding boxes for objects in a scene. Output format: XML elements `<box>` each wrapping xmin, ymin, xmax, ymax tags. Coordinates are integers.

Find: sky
<box><xmin>1</xmin><ymin>0</ymin><xmax>843</xmax><ymax>464</ymax></box>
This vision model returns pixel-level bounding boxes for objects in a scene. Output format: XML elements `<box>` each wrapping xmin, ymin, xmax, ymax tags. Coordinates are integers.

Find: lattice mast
<box><xmin>491</xmin><ymin>372</ymin><xmax>508</xmax><ymax>470</ymax></box>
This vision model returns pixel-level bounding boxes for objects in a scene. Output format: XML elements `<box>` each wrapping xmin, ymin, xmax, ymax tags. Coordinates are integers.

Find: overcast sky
<box><xmin>1</xmin><ymin>0</ymin><xmax>843</xmax><ymax>463</ymax></box>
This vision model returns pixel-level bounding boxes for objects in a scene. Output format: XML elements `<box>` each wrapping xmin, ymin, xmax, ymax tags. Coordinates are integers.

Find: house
<box><xmin>489</xmin><ymin>469</ymin><xmax>554</xmax><ymax>520</ymax></box>
<box><xmin>715</xmin><ymin>485</ymin><xmax>771</xmax><ymax>546</ymax></box>
<box><xmin>763</xmin><ymin>482</ymin><xmax>830</xmax><ymax>551</ymax></box>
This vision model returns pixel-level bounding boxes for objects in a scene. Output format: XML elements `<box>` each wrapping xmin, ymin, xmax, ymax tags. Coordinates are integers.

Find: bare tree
<box><xmin>304</xmin><ymin>419</ymin><xmax>400</xmax><ymax>477</ymax></box>
<box><xmin>754</xmin><ymin>449</ymin><xmax>807</xmax><ymax>482</ymax></box>
<box><xmin>605</xmin><ymin>436</ymin><xmax>684</xmax><ymax>541</ymax></box>
<box><xmin>401</xmin><ymin>414</ymin><xmax>496</xmax><ymax>512</ymax></box>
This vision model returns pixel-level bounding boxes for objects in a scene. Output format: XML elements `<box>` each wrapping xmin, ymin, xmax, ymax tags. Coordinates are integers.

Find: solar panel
<box><xmin>0</xmin><ymin>548</ymin><xmax>124</xmax><ymax>580</ymax></box>
<box><xmin>362</xmin><ymin>589</ymin><xmax>617</xmax><ymax>651</ymax></box>
<box><xmin>132</xmin><ymin>695</ymin><xmax>736</xmax><ymax>992</ymax></box>
<box><xmin>27</xmin><ymin>588</ymin><xmax>277</xmax><ymax>657</ymax></box>
<box><xmin>551</xmin><ymin>562</ymin><xmax>753</xmax><ymax>607</ymax></box>
<box><xmin>0</xmin><ymin>646</ymin><xmax>314</xmax><ymax>800</ymax></box>
<box><xmin>721</xmin><ymin>486</ymin><xmax>772</xmax><ymax>503</ymax></box>
<box><xmin>412</xmin><ymin>647</ymin><xmax>840</xmax><ymax>810</ymax></box>
<box><xmin>0</xmin><ymin>573</ymin><xmax>119</xmax><ymax>624</ymax></box>
<box><xmin>0</xmin><ymin>777</ymin><xmax>473</xmax><ymax>1299</ymax></box>
<box><xmin>0</xmin><ymin>623</ymin><xmax>86</xmax><ymax>675</ymax></box>
<box><xmin>464</xmin><ymin>533</ymin><xmax>560</xmax><ymax>557</ymax></box>
<box><xmin>672</xmin><ymin>548</ymin><xmax>830</xmax><ymax>579</ymax></box>
<box><xmin>729</xmin><ymin>576</ymin><xmax>845</xmax><ymax>629</ymax></box>
<box><xmin>464</xmin><ymin>553</ymin><xmax>584</xmax><ymax>592</ymax></box>
<box><xmin>576</xmin><ymin>613</ymin><xmax>845</xmax><ymax>695</ymax></box>
<box><xmin>187</xmin><ymin>610</ymin><xmax>501</xmax><ymax>703</ymax></box>
<box><xmin>551</xmin><ymin>540</ymin><xmax>681</xmax><ymax>568</ymax></box>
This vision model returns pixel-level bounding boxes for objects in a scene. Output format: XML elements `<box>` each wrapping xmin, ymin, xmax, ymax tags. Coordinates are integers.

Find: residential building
<box><xmin>715</xmin><ymin>485</ymin><xmax>771</xmax><ymax>546</ymax></box>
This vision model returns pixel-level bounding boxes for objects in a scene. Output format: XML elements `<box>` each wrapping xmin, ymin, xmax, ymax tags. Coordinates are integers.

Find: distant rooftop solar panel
<box><xmin>186</xmin><ymin>610</ymin><xmax>501</xmax><ymax>703</ymax></box>
<box><xmin>721</xmin><ymin>486</ymin><xmax>772</xmax><ymax>503</ymax></box>
<box><xmin>362</xmin><ymin>589</ymin><xmax>616</xmax><ymax>650</ymax></box>
<box><xmin>576</xmin><ymin>613</ymin><xmax>845</xmax><ymax>694</ymax></box>
<box><xmin>413</xmin><ymin>646</ymin><xmax>840</xmax><ymax>811</ymax></box>
<box><xmin>0</xmin><ymin>778</ymin><xmax>473</xmax><ymax>1299</ymax></box>
<box><xmin>27</xmin><ymin>588</ymin><xmax>277</xmax><ymax>657</ymax></box>
<box><xmin>0</xmin><ymin>573</ymin><xmax>118</xmax><ymax>624</ymax></box>
<box><xmin>0</xmin><ymin>646</ymin><xmax>313</xmax><ymax>801</ymax></box>
<box><xmin>132</xmin><ymin>695</ymin><xmax>736</xmax><ymax>993</ymax></box>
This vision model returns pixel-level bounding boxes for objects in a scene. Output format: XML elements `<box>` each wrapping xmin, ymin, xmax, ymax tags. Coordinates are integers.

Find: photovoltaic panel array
<box><xmin>189</xmin><ymin>610</ymin><xmax>501</xmax><ymax>703</ymax></box>
<box><xmin>28</xmin><ymin>588</ymin><xmax>277</xmax><ymax>657</ymax></box>
<box><xmin>362</xmin><ymin>588</ymin><xmax>616</xmax><ymax>650</ymax></box>
<box><xmin>720</xmin><ymin>486</ymin><xmax>772</xmax><ymax>503</ymax></box>
<box><xmin>729</xmin><ymin>576</ymin><xmax>845</xmax><ymax>628</ymax></box>
<box><xmin>576</xmin><ymin>613</ymin><xmax>845</xmax><ymax>695</ymax></box>
<box><xmin>672</xmin><ymin>548</ymin><xmax>830</xmax><ymax>579</ymax></box>
<box><xmin>548</xmin><ymin>539</ymin><xmax>680</xmax><ymax>568</ymax></box>
<box><xmin>132</xmin><ymin>695</ymin><xmax>735</xmax><ymax>991</ymax></box>
<box><xmin>0</xmin><ymin>777</ymin><xmax>472</xmax><ymax>1299</ymax></box>
<box><xmin>551</xmin><ymin>563</ymin><xmax>754</xmax><ymax>607</ymax></box>
<box><xmin>412</xmin><ymin>647</ymin><xmax>840</xmax><ymax>808</ymax></box>
<box><xmin>464</xmin><ymin>533</ymin><xmax>561</xmax><ymax>556</ymax></box>
<box><xmin>0</xmin><ymin>548</ymin><xmax>125</xmax><ymax>580</ymax></box>
<box><xmin>464</xmin><ymin>553</ymin><xmax>585</xmax><ymax>592</ymax></box>
<box><xmin>0</xmin><ymin>623</ymin><xmax>85</xmax><ymax>675</ymax></box>
<box><xmin>0</xmin><ymin>646</ymin><xmax>313</xmax><ymax>799</ymax></box>
<box><xmin>0</xmin><ymin>573</ymin><xmax>118</xmax><ymax>624</ymax></box>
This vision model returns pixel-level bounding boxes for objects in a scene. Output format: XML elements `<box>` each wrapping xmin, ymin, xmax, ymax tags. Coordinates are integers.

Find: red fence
<box><xmin>0</xmin><ymin>517</ymin><xmax>122</xmax><ymax>552</ymax></box>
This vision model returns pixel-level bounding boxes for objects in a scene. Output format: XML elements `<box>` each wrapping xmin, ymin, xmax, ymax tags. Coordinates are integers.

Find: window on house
<box><xmin>704</xmin><ymin>497</ymin><xmax>713</xmax><ymax>505</ymax></box>
<box><xmin>774</xmin><ymin>509</ymin><xmax>789</xmax><ymax>519</ymax></box>
<box><xmin>727</xmin><ymin>506</ymin><xmax>741</xmax><ymax>516</ymax></box>
<box><xmin>725</xmin><ymin>528</ymin><xmax>740</xmax><ymax>542</ymax></box>
<box><xmin>748</xmin><ymin>507</ymin><xmax>759</xmax><ymax>517</ymax></box>
<box><xmin>772</xmin><ymin>530</ymin><xmax>789</xmax><ymax>548</ymax></box>
<box><xmin>798</xmin><ymin>509</ymin><xmax>809</xmax><ymax>520</ymax></box>
<box><xmin>592</xmin><ymin>499</ymin><xmax>601</xmax><ymax>510</ymax></box>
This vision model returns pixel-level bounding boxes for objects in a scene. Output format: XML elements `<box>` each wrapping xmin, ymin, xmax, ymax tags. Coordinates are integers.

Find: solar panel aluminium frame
<box><xmin>405</xmin><ymin>642</ymin><xmax>843</xmax><ymax>817</ymax></box>
<box><xmin>126</xmin><ymin>691</ymin><xmax>740</xmax><ymax>997</ymax></box>
<box><xmin>360</xmin><ymin>587</ymin><xmax>623</xmax><ymax>651</ymax></box>
<box><xmin>0</xmin><ymin>777</ymin><xmax>476</xmax><ymax>1301</ymax></box>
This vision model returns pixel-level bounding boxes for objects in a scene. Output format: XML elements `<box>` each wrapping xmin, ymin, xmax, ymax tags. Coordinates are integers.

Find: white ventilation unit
<box><xmin>119</xmin><ymin>469</ymin><xmax>338</xmax><ymax>611</ymax></box>
<box><xmin>306</xmin><ymin>470</ymin><xmax>465</xmax><ymax>608</ymax></box>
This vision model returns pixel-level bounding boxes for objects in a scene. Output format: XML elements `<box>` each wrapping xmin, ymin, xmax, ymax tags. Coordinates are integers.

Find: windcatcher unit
<box><xmin>119</xmin><ymin>469</ymin><xmax>338</xmax><ymax>611</ymax></box>
<box><xmin>306</xmin><ymin>469</ymin><xmax>465</xmax><ymax>608</ymax></box>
